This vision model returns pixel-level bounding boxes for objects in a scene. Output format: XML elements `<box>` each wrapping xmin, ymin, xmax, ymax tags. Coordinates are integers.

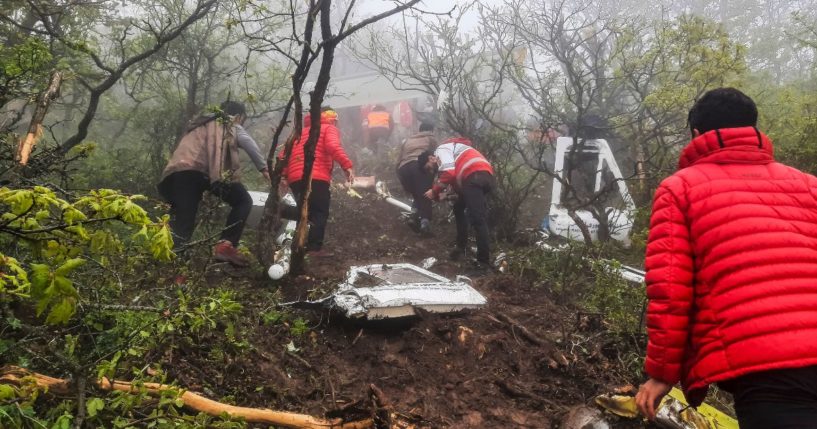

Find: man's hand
<box><xmin>424</xmin><ymin>189</ymin><xmax>435</xmax><ymax>200</ymax></box>
<box><xmin>262</xmin><ymin>168</ymin><xmax>271</xmax><ymax>184</ymax></box>
<box><xmin>636</xmin><ymin>378</ymin><xmax>672</xmax><ymax>420</ymax></box>
<box><xmin>344</xmin><ymin>168</ymin><xmax>355</xmax><ymax>185</ymax></box>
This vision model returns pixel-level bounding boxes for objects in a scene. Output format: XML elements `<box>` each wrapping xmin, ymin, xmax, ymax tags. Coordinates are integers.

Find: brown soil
<box><xmin>164</xmin><ymin>185</ymin><xmax>643</xmax><ymax>428</ymax></box>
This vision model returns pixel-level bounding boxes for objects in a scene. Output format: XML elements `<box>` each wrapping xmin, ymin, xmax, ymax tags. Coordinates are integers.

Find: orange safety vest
<box><xmin>367</xmin><ymin>111</ymin><xmax>391</xmax><ymax>129</ymax></box>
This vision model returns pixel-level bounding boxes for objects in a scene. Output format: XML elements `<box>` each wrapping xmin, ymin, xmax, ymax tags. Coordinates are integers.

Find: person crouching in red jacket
<box><xmin>421</xmin><ymin>137</ymin><xmax>495</xmax><ymax>268</ymax></box>
<box><xmin>636</xmin><ymin>88</ymin><xmax>817</xmax><ymax>428</ymax></box>
<box><xmin>280</xmin><ymin>107</ymin><xmax>354</xmax><ymax>257</ymax></box>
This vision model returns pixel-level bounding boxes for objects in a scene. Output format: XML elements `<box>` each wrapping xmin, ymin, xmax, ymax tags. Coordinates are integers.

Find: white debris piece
<box><xmin>375</xmin><ymin>181</ymin><xmax>413</xmax><ymax>212</ymax></box>
<box><xmin>246</xmin><ymin>190</ymin><xmax>269</xmax><ymax>228</ymax></box>
<box><xmin>420</xmin><ymin>257</ymin><xmax>437</xmax><ymax>269</ymax></box>
<box><xmin>326</xmin><ymin>263</ymin><xmax>487</xmax><ymax>319</ymax></box>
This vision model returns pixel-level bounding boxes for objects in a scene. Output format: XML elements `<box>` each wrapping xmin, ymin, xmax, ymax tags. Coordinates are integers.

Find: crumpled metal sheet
<box><xmin>329</xmin><ymin>263</ymin><xmax>487</xmax><ymax>319</ymax></box>
<box><xmin>594</xmin><ymin>388</ymin><xmax>737</xmax><ymax>429</ymax></box>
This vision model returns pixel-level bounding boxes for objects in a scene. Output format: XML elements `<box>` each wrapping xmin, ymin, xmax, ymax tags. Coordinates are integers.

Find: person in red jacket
<box><xmin>421</xmin><ymin>137</ymin><xmax>495</xmax><ymax>267</ymax></box>
<box><xmin>280</xmin><ymin>108</ymin><xmax>354</xmax><ymax>256</ymax></box>
<box><xmin>636</xmin><ymin>88</ymin><xmax>817</xmax><ymax>428</ymax></box>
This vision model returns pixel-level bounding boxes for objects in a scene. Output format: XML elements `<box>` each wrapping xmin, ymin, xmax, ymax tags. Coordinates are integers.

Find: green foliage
<box><xmin>614</xmin><ymin>14</ymin><xmax>749</xmax><ymax>200</ymax></box>
<box><xmin>507</xmin><ymin>243</ymin><xmax>645</xmax><ymax>335</ymax></box>
<box><xmin>0</xmin><ymin>253</ymin><xmax>28</xmax><ymax>297</ymax></box>
<box><xmin>753</xmin><ymin>79</ymin><xmax>817</xmax><ymax>172</ymax></box>
<box><xmin>0</xmin><ymin>36</ymin><xmax>53</xmax><ymax>104</ymax></box>
<box><xmin>507</xmin><ymin>242</ymin><xmax>593</xmax><ymax>303</ymax></box>
<box><xmin>0</xmin><ymin>186</ymin><xmax>173</xmax><ymax>324</ymax></box>
<box><xmin>260</xmin><ymin>308</ymin><xmax>285</xmax><ymax>326</ymax></box>
<box><xmin>289</xmin><ymin>317</ymin><xmax>309</xmax><ymax>338</ymax></box>
<box><xmin>584</xmin><ymin>260</ymin><xmax>646</xmax><ymax>335</ymax></box>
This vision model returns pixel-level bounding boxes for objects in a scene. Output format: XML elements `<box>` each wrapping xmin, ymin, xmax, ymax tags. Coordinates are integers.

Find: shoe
<box><xmin>213</xmin><ymin>240</ymin><xmax>250</xmax><ymax>267</ymax></box>
<box><xmin>419</xmin><ymin>219</ymin><xmax>433</xmax><ymax>237</ymax></box>
<box><xmin>306</xmin><ymin>249</ymin><xmax>335</xmax><ymax>258</ymax></box>
<box><xmin>405</xmin><ymin>215</ymin><xmax>421</xmax><ymax>233</ymax></box>
<box><xmin>449</xmin><ymin>247</ymin><xmax>467</xmax><ymax>261</ymax></box>
<box><xmin>467</xmin><ymin>259</ymin><xmax>495</xmax><ymax>276</ymax></box>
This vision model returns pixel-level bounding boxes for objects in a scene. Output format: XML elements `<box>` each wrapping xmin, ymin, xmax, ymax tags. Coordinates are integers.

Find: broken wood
<box><xmin>494</xmin><ymin>312</ymin><xmax>570</xmax><ymax>367</ymax></box>
<box><xmin>16</xmin><ymin>71</ymin><xmax>62</xmax><ymax>165</ymax></box>
<box><xmin>1</xmin><ymin>365</ymin><xmax>374</xmax><ymax>428</ymax></box>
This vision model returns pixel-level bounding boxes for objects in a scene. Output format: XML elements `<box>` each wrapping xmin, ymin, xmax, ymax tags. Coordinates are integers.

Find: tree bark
<box><xmin>16</xmin><ymin>70</ymin><xmax>62</xmax><ymax>165</ymax></box>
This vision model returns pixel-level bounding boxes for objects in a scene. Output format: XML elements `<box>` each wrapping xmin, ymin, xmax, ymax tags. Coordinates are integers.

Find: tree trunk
<box><xmin>290</xmin><ymin>0</ymin><xmax>337</xmax><ymax>275</ymax></box>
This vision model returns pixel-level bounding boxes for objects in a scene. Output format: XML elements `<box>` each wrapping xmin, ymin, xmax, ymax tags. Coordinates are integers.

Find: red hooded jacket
<box><xmin>645</xmin><ymin>126</ymin><xmax>817</xmax><ymax>404</ymax></box>
<box><xmin>281</xmin><ymin>113</ymin><xmax>353</xmax><ymax>183</ymax></box>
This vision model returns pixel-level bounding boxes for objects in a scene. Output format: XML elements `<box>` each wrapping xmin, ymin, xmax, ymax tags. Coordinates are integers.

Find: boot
<box><xmin>449</xmin><ymin>246</ymin><xmax>467</xmax><ymax>261</ymax></box>
<box><xmin>213</xmin><ymin>240</ymin><xmax>250</xmax><ymax>267</ymax></box>
<box><xmin>419</xmin><ymin>218</ymin><xmax>433</xmax><ymax>237</ymax></box>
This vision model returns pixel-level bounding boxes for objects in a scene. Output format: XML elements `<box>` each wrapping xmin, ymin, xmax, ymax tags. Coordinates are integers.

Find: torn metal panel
<box><xmin>594</xmin><ymin>388</ymin><xmax>737</xmax><ymax>429</ymax></box>
<box><xmin>328</xmin><ymin>263</ymin><xmax>487</xmax><ymax>320</ymax></box>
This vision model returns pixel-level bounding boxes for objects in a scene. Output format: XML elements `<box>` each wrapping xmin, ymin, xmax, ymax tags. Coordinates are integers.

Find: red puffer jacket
<box><xmin>645</xmin><ymin>126</ymin><xmax>817</xmax><ymax>404</ymax></box>
<box><xmin>282</xmin><ymin>114</ymin><xmax>353</xmax><ymax>183</ymax></box>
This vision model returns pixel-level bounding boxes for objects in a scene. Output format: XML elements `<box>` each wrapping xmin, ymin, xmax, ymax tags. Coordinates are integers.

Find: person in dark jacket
<box><xmin>636</xmin><ymin>88</ymin><xmax>817</xmax><ymax>429</ymax></box>
<box><xmin>158</xmin><ymin>101</ymin><xmax>269</xmax><ymax>267</ymax></box>
<box><xmin>396</xmin><ymin>122</ymin><xmax>437</xmax><ymax>234</ymax></box>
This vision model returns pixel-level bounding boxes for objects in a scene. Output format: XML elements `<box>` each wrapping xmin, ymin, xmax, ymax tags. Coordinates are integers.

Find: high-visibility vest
<box><xmin>367</xmin><ymin>111</ymin><xmax>390</xmax><ymax>129</ymax></box>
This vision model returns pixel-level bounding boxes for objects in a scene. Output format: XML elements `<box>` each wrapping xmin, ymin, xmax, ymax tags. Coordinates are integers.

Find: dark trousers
<box><xmin>366</xmin><ymin>127</ymin><xmax>391</xmax><ymax>154</ymax></box>
<box><xmin>397</xmin><ymin>161</ymin><xmax>434</xmax><ymax>221</ymax></box>
<box><xmin>289</xmin><ymin>179</ymin><xmax>331</xmax><ymax>251</ymax></box>
<box><xmin>453</xmin><ymin>171</ymin><xmax>494</xmax><ymax>263</ymax></box>
<box><xmin>158</xmin><ymin>170</ymin><xmax>252</xmax><ymax>247</ymax></box>
<box><xmin>719</xmin><ymin>365</ymin><xmax>817</xmax><ymax>429</ymax></box>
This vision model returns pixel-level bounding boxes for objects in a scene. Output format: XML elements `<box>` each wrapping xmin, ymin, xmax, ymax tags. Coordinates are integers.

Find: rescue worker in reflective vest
<box><xmin>421</xmin><ymin>137</ymin><xmax>495</xmax><ymax>267</ymax></box>
<box><xmin>158</xmin><ymin>101</ymin><xmax>269</xmax><ymax>267</ymax></box>
<box><xmin>363</xmin><ymin>104</ymin><xmax>394</xmax><ymax>154</ymax></box>
<box><xmin>396</xmin><ymin>122</ymin><xmax>438</xmax><ymax>235</ymax></box>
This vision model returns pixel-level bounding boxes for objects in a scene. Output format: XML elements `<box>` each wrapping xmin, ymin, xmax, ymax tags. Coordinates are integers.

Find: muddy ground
<box><xmin>166</xmin><ymin>183</ymin><xmax>645</xmax><ymax>428</ymax></box>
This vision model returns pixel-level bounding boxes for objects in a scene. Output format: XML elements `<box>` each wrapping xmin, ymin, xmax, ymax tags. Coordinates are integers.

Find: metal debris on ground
<box><xmin>420</xmin><ymin>257</ymin><xmax>437</xmax><ymax>269</ymax></box>
<box><xmin>284</xmin><ymin>263</ymin><xmax>487</xmax><ymax>320</ymax></box>
<box><xmin>561</xmin><ymin>405</ymin><xmax>611</xmax><ymax>429</ymax></box>
<box><xmin>594</xmin><ymin>387</ymin><xmax>738</xmax><ymax>429</ymax></box>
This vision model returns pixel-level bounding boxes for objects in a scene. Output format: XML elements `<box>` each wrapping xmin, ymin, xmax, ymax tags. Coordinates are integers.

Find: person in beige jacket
<box><xmin>395</xmin><ymin>122</ymin><xmax>437</xmax><ymax>235</ymax></box>
<box><xmin>158</xmin><ymin>101</ymin><xmax>269</xmax><ymax>266</ymax></box>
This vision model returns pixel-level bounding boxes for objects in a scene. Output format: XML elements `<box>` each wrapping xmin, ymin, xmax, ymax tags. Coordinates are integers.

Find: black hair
<box><xmin>373</xmin><ymin>104</ymin><xmax>387</xmax><ymax>111</ymax></box>
<box><xmin>688</xmin><ymin>88</ymin><xmax>758</xmax><ymax>134</ymax></box>
<box><xmin>417</xmin><ymin>150</ymin><xmax>433</xmax><ymax>170</ymax></box>
<box><xmin>321</xmin><ymin>105</ymin><xmax>333</xmax><ymax>112</ymax></box>
<box><xmin>220</xmin><ymin>100</ymin><xmax>247</xmax><ymax>117</ymax></box>
<box><xmin>419</xmin><ymin>122</ymin><xmax>434</xmax><ymax>132</ymax></box>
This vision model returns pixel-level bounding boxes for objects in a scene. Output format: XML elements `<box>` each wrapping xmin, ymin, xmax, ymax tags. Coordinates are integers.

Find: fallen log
<box><xmin>1</xmin><ymin>365</ymin><xmax>372</xmax><ymax>428</ymax></box>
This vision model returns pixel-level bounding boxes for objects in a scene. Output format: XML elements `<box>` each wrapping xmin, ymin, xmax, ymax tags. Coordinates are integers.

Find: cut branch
<box><xmin>0</xmin><ymin>366</ymin><xmax>374</xmax><ymax>429</ymax></box>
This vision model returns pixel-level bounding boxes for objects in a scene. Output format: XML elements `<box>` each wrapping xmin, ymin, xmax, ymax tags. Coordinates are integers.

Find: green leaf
<box><xmin>0</xmin><ymin>384</ymin><xmax>16</xmax><ymax>400</ymax></box>
<box><xmin>86</xmin><ymin>397</ymin><xmax>104</xmax><ymax>417</ymax></box>
<box><xmin>50</xmin><ymin>413</ymin><xmax>73</xmax><ymax>429</ymax></box>
<box><xmin>46</xmin><ymin>297</ymin><xmax>77</xmax><ymax>324</ymax></box>
<box><xmin>30</xmin><ymin>264</ymin><xmax>51</xmax><ymax>296</ymax></box>
<box><xmin>55</xmin><ymin>258</ymin><xmax>85</xmax><ymax>276</ymax></box>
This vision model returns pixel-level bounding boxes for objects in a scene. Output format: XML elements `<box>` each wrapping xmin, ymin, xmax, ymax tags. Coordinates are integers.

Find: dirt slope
<box><xmin>165</xmin><ymin>186</ymin><xmax>641</xmax><ymax>428</ymax></box>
